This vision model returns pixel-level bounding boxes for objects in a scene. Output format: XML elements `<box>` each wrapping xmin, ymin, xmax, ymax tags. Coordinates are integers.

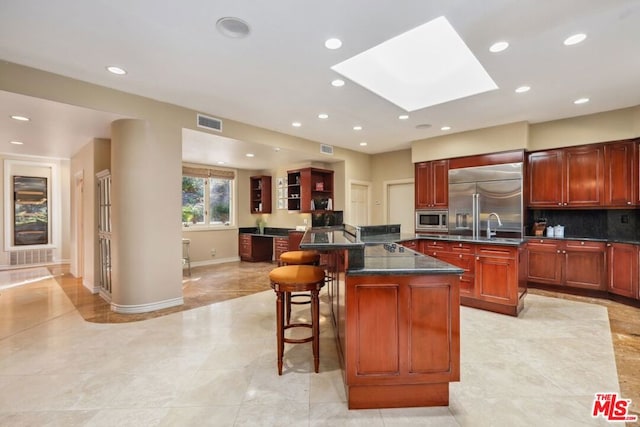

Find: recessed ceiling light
<box><xmin>398</xmin><ymin>114</ymin><xmax>409</xmax><ymax>120</ymax></box>
<box><xmin>274</xmin><ymin>147</ymin><xmax>281</xmax><ymax>152</ymax></box>
<box><xmin>359</xmin><ymin>142</ymin><xmax>368</xmax><ymax>146</ymax></box>
<box><xmin>10</xmin><ymin>140</ymin><xmax>24</xmax><ymax>145</ymax></box>
<box><xmin>489</xmin><ymin>41</ymin><xmax>509</xmax><ymax>53</ymax></box>
<box><xmin>564</xmin><ymin>33</ymin><xmax>587</xmax><ymax>46</ymax></box>
<box><xmin>325</xmin><ymin>38</ymin><xmax>342</xmax><ymax>50</ymax></box>
<box><xmin>292</xmin><ymin>122</ymin><xmax>302</xmax><ymax>127</ymax></box>
<box><xmin>441</xmin><ymin>126</ymin><xmax>451</xmax><ymax>131</ymax></box>
<box><xmin>353</xmin><ymin>125</ymin><xmax>362</xmax><ymax>131</ymax></box>
<box><xmin>515</xmin><ymin>85</ymin><xmax>530</xmax><ymax>93</ymax></box>
<box><xmin>416</xmin><ymin>123</ymin><xmax>432</xmax><ymax>129</ymax></box>
<box><xmin>331</xmin><ymin>79</ymin><xmax>345</xmax><ymax>87</ymax></box>
<box><xmin>331</xmin><ymin>16</ymin><xmax>497</xmax><ymax>112</ymax></box>
<box><xmin>246</xmin><ymin>153</ymin><xmax>255</xmax><ymax>157</ymax></box>
<box><xmin>10</xmin><ymin>115</ymin><xmax>30</xmax><ymax>121</ymax></box>
<box><xmin>216</xmin><ymin>17</ymin><xmax>250</xmax><ymax>38</ymax></box>
<box><xmin>574</xmin><ymin>97</ymin><xmax>589</xmax><ymax>105</ymax></box>
<box><xmin>217</xmin><ymin>161</ymin><xmax>225</xmax><ymax>165</ymax></box>
<box><xmin>106</xmin><ymin>66</ymin><xmax>127</xmax><ymax>75</ymax></box>
<box><xmin>318</xmin><ymin>113</ymin><xmax>329</xmax><ymax>119</ymax></box>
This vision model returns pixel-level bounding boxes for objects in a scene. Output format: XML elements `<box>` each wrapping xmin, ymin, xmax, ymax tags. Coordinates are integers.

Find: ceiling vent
<box><xmin>197</xmin><ymin>114</ymin><xmax>223</xmax><ymax>132</ymax></box>
<box><xmin>320</xmin><ymin>144</ymin><xmax>334</xmax><ymax>155</ymax></box>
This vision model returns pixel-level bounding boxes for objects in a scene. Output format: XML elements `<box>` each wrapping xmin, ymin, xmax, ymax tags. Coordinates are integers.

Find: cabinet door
<box><xmin>528</xmin><ymin>150</ymin><xmax>563</xmax><ymax>207</ymax></box>
<box><xmin>415</xmin><ymin>162</ymin><xmax>432</xmax><ymax>209</ymax></box>
<box><xmin>239</xmin><ymin>235</ymin><xmax>251</xmax><ymax>259</ymax></box>
<box><xmin>475</xmin><ymin>246</ymin><xmax>517</xmax><ymax>305</ymax></box>
<box><xmin>400</xmin><ymin>240</ymin><xmax>418</xmax><ymax>251</ymax></box>
<box><xmin>432</xmin><ymin>160</ymin><xmax>449</xmax><ymax>208</ymax></box>
<box><xmin>605</xmin><ymin>141</ymin><xmax>636</xmax><ymax>207</ymax></box>
<box><xmin>438</xmin><ymin>252</ymin><xmax>475</xmax><ymax>296</ymax></box>
<box><xmin>565</xmin><ymin>145</ymin><xmax>604</xmax><ymax>207</ymax></box>
<box><xmin>526</xmin><ymin>240</ymin><xmax>562</xmax><ymax>285</ymax></box>
<box><xmin>563</xmin><ymin>240</ymin><xmax>606</xmax><ymax>290</ymax></box>
<box><xmin>607</xmin><ymin>243</ymin><xmax>638</xmax><ymax>298</ymax></box>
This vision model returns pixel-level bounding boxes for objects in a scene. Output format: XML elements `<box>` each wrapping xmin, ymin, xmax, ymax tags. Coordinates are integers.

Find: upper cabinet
<box><xmin>287</xmin><ymin>167</ymin><xmax>334</xmax><ymax>213</ymax></box>
<box><xmin>528</xmin><ymin>145</ymin><xmax>605</xmax><ymax>208</ymax></box>
<box><xmin>528</xmin><ymin>140</ymin><xmax>638</xmax><ymax>209</ymax></box>
<box><xmin>415</xmin><ymin>160</ymin><xmax>448</xmax><ymax>209</ymax></box>
<box><xmin>605</xmin><ymin>140</ymin><xmax>637</xmax><ymax>207</ymax></box>
<box><xmin>250</xmin><ymin>175</ymin><xmax>272</xmax><ymax>214</ymax></box>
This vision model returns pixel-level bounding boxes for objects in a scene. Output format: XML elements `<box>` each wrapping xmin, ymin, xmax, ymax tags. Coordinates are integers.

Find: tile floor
<box><xmin>0</xmin><ymin>264</ymin><xmax>638</xmax><ymax>426</ymax></box>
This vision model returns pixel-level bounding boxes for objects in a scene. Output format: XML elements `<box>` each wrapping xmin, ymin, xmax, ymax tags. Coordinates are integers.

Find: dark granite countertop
<box><xmin>300</xmin><ymin>227</ymin><xmax>462</xmax><ymax>275</ymax></box>
<box><xmin>350</xmin><ymin>243</ymin><xmax>463</xmax><ymax>276</ymax></box>
<box><xmin>412</xmin><ymin>234</ymin><xmax>524</xmax><ymax>246</ymax></box>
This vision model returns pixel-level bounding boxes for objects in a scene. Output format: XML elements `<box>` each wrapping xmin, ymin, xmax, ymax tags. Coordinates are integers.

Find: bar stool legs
<box><xmin>270</xmin><ymin>265</ymin><xmax>325</xmax><ymax>375</ymax></box>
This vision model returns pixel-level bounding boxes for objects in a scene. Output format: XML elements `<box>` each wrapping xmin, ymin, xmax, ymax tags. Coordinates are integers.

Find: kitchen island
<box><xmin>300</xmin><ymin>226</ymin><xmax>463</xmax><ymax>409</ymax></box>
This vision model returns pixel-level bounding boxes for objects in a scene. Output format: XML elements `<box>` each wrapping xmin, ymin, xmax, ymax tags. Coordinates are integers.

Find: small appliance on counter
<box><xmin>532</xmin><ymin>218</ymin><xmax>547</xmax><ymax>236</ymax></box>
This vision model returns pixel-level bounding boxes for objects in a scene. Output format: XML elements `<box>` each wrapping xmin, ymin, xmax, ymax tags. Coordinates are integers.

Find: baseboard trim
<box><xmin>190</xmin><ymin>256</ymin><xmax>241</xmax><ymax>268</ymax></box>
<box><xmin>111</xmin><ymin>296</ymin><xmax>184</xmax><ymax>314</ymax></box>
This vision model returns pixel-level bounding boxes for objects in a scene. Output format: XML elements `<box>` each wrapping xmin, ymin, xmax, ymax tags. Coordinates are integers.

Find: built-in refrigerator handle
<box><xmin>472</xmin><ymin>193</ymin><xmax>479</xmax><ymax>240</ymax></box>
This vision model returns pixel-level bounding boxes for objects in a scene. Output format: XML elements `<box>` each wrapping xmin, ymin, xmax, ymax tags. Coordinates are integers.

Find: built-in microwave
<box><xmin>415</xmin><ymin>210</ymin><xmax>448</xmax><ymax>232</ymax></box>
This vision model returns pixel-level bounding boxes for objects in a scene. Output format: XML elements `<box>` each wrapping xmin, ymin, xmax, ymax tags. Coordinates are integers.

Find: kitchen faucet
<box><xmin>486</xmin><ymin>212</ymin><xmax>503</xmax><ymax>239</ymax></box>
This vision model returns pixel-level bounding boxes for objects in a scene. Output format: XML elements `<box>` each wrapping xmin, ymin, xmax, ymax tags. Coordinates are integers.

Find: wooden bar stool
<box><xmin>269</xmin><ymin>265</ymin><xmax>325</xmax><ymax>375</ymax></box>
<box><xmin>279</xmin><ymin>250</ymin><xmax>320</xmax><ymax>325</ymax></box>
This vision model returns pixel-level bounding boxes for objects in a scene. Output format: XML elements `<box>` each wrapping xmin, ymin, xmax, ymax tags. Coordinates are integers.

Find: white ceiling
<box><xmin>1</xmin><ymin>0</ymin><xmax>640</xmax><ymax>166</ymax></box>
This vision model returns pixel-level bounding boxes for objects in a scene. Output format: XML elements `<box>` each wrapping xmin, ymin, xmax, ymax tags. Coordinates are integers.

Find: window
<box><xmin>182</xmin><ymin>166</ymin><xmax>235</xmax><ymax>227</ymax></box>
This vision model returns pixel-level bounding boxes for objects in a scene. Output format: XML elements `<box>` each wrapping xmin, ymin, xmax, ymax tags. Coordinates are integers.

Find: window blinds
<box><xmin>182</xmin><ymin>166</ymin><xmax>235</xmax><ymax>179</ymax></box>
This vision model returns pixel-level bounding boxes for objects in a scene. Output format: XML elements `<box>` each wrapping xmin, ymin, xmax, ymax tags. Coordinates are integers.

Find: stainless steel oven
<box><xmin>415</xmin><ymin>210</ymin><xmax>448</xmax><ymax>232</ymax></box>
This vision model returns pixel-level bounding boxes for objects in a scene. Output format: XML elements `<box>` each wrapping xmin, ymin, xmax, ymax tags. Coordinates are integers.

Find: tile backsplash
<box><xmin>528</xmin><ymin>209</ymin><xmax>640</xmax><ymax>241</ymax></box>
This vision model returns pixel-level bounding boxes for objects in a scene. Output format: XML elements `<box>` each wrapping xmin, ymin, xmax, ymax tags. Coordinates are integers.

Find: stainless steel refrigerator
<box><xmin>448</xmin><ymin>163</ymin><xmax>523</xmax><ymax>238</ymax></box>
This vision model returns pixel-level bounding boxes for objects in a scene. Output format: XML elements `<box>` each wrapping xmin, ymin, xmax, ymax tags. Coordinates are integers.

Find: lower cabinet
<box><xmin>526</xmin><ymin>239</ymin><xmax>606</xmax><ymax>291</ymax></box>
<box><xmin>607</xmin><ymin>242</ymin><xmax>639</xmax><ymax>299</ymax></box>
<box><xmin>419</xmin><ymin>239</ymin><xmax>523</xmax><ymax>316</ymax></box>
<box><xmin>238</xmin><ymin>234</ymin><xmax>273</xmax><ymax>262</ymax></box>
<box><xmin>274</xmin><ymin>237</ymin><xmax>289</xmax><ymax>261</ymax></box>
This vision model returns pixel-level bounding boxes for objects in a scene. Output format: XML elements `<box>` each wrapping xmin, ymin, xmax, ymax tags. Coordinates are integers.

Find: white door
<box><xmin>350</xmin><ymin>182</ymin><xmax>370</xmax><ymax>226</ymax></box>
<box><xmin>388</xmin><ymin>182</ymin><xmax>414</xmax><ymax>233</ymax></box>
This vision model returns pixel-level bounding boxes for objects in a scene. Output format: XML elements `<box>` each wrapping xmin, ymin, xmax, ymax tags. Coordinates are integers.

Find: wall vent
<box><xmin>10</xmin><ymin>249</ymin><xmax>53</xmax><ymax>266</ymax></box>
<box><xmin>320</xmin><ymin>144</ymin><xmax>334</xmax><ymax>155</ymax></box>
<box><xmin>197</xmin><ymin>114</ymin><xmax>223</xmax><ymax>132</ymax></box>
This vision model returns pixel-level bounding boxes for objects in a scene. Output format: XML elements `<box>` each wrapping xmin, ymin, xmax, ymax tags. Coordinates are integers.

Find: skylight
<box><xmin>331</xmin><ymin>16</ymin><xmax>498</xmax><ymax>112</ymax></box>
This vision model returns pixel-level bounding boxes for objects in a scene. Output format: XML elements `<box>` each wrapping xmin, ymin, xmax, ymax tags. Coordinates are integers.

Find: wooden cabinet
<box><xmin>345</xmin><ymin>273</ymin><xmax>459</xmax><ymax>408</ymax></box>
<box><xmin>250</xmin><ymin>175</ymin><xmax>271</xmax><ymax>213</ymax></box>
<box><xmin>288</xmin><ymin>230</ymin><xmax>304</xmax><ymax>251</ymax></box>
<box><xmin>528</xmin><ymin>145</ymin><xmax>605</xmax><ymax>207</ymax></box>
<box><xmin>528</xmin><ymin>150</ymin><xmax>564</xmax><ymax>207</ymax></box>
<box><xmin>287</xmin><ymin>167</ymin><xmax>334</xmax><ymax>213</ymax></box>
<box><xmin>475</xmin><ymin>245</ymin><xmax>518</xmax><ymax>307</ymax></box>
<box><xmin>607</xmin><ymin>243</ymin><xmax>639</xmax><ymax>299</ymax></box>
<box><xmin>415</xmin><ymin>160</ymin><xmax>448</xmax><ymax>209</ymax></box>
<box><xmin>399</xmin><ymin>239</ymin><xmax>419</xmax><ymax>251</ymax></box>
<box><xmin>526</xmin><ymin>239</ymin><xmax>563</xmax><ymax>285</ymax></box>
<box><xmin>274</xmin><ymin>237</ymin><xmax>289</xmax><ymax>262</ymax></box>
<box><xmin>527</xmin><ymin>238</ymin><xmax>606</xmax><ymax>291</ymax></box>
<box><xmin>419</xmin><ymin>239</ymin><xmax>523</xmax><ymax>315</ymax></box>
<box><xmin>238</xmin><ymin>234</ymin><xmax>273</xmax><ymax>262</ymax></box>
<box><xmin>605</xmin><ymin>140</ymin><xmax>637</xmax><ymax>207</ymax></box>
<box><xmin>563</xmin><ymin>240</ymin><xmax>606</xmax><ymax>290</ymax></box>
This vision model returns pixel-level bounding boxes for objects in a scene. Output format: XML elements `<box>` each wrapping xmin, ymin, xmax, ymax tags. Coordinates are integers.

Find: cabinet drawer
<box><xmin>449</xmin><ymin>242</ymin><xmax>473</xmax><ymax>253</ymax></box>
<box><xmin>239</xmin><ymin>234</ymin><xmax>251</xmax><ymax>244</ymax></box>
<box><xmin>422</xmin><ymin>240</ymin><xmax>450</xmax><ymax>251</ymax></box>
<box><xmin>564</xmin><ymin>240</ymin><xmax>605</xmax><ymax>251</ymax></box>
<box><xmin>274</xmin><ymin>237</ymin><xmax>289</xmax><ymax>250</ymax></box>
<box><xmin>476</xmin><ymin>245</ymin><xmax>517</xmax><ymax>259</ymax></box>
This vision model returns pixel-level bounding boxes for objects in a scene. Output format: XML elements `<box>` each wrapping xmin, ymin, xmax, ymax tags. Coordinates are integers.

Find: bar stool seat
<box><xmin>269</xmin><ymin>265</ymin><xmax>325</xmax><ymax>375</ymax></box>
<box><xmin>279</xmin><ymin>250</ymin><xmax>321</xmax><ymax>325</ymax></box>
<box><xmin>279</xmin><ymin>250</ymin><xmax>320</xmax><ymax>266</ymax></box>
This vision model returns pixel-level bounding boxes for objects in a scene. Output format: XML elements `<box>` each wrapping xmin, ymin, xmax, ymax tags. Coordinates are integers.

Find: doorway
<box><xmin>385</xmin><ymin>179</ymin><xmax>414</xmax><ymax>233</ymax></box>
<box><xmin>73</xmin><ymin>171</ymin><xmax>84</xmax><ymax>278</ymax></box>
<box><xmin>349</xmin><ymin>180</ymin><xmax>371</xmax><ymax>226</ymax></box>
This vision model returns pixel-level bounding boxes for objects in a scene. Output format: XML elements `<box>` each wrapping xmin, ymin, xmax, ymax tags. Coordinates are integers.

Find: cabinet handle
<box><xmin>562</xmin><ymin>250</ymin><xmax>566</xmax><ymax>254</ymax></box>
<box><xmin>433</xmin><ymin>252</ymin><xmax>437</xmax><ymax>256</ymax></box>
<box><xmin>558</xmin><ymin>202</ymin><xmax>562</xmax><ymax>206</ymax></box>
<box><xmin>628</xmin><ymin>201</ymin><xmax>632</xmax><ymax>205</ymax></box>
<box><xmin>607</xmin><ymin>243</ymin><xmax>611</xmax><ymax>247</ymax></box>
<box><xmin>459</xmin><ymin>254</ymin><xmax>463</xmax><ymax>259</ymax></box>
<box><xmin>581</xmin><ymin>241</ymin><xmax>585</xmax><ymax>245</ymax></box>
<box><xmin>460</xmin><ymin>276</ymin><xmax>463</xmax><ymax>280</ymax></box>
<box><xmin>557</xmin><ymin>250</ymin><xmax>561</xmax><ymax>253</ymax></box>
<box><xmin>476</xmin><ymin>256</ymin><xmax>480</xmax><ymax>261</ymax></box>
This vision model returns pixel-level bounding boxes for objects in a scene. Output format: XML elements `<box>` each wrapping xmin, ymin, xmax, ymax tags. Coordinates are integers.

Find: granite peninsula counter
<box><xmin>300</xmin><ymin>226</ymin><xmax>463</xmax><ymax>410</ymax></box>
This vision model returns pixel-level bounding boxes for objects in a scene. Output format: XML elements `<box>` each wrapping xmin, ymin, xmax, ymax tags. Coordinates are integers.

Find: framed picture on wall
<box><xmin>277</xmin><ymin>177</ymin><xmax>285</xmax><ymax>188</ymax></box>
<box><xmin>13</xmin><ymin>176</ymin><xmax>48</xmax><ymax>245</ymax></box>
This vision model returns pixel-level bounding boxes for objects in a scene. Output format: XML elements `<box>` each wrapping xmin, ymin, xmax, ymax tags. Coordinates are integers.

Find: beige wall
<box><xmin>370</xmin><ymin>149</ymin><xmax>414</xmax><ymax>225</ymax></box>
<box><xmin>528</xmin><ymin>106</ymin><xmax>640</xmax><ymax>151</ymax></box>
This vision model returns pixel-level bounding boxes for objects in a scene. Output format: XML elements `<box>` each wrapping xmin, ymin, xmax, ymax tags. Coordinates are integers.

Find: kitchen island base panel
<box><xmin>460</xmin><ymin>290</ymin><xmax>526</xmax><ymax>316</ymax></box>
<box><xmin>347</xmin><ymin>383</ymin><xmax>449</xmax><ymax>410</ymax></box>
